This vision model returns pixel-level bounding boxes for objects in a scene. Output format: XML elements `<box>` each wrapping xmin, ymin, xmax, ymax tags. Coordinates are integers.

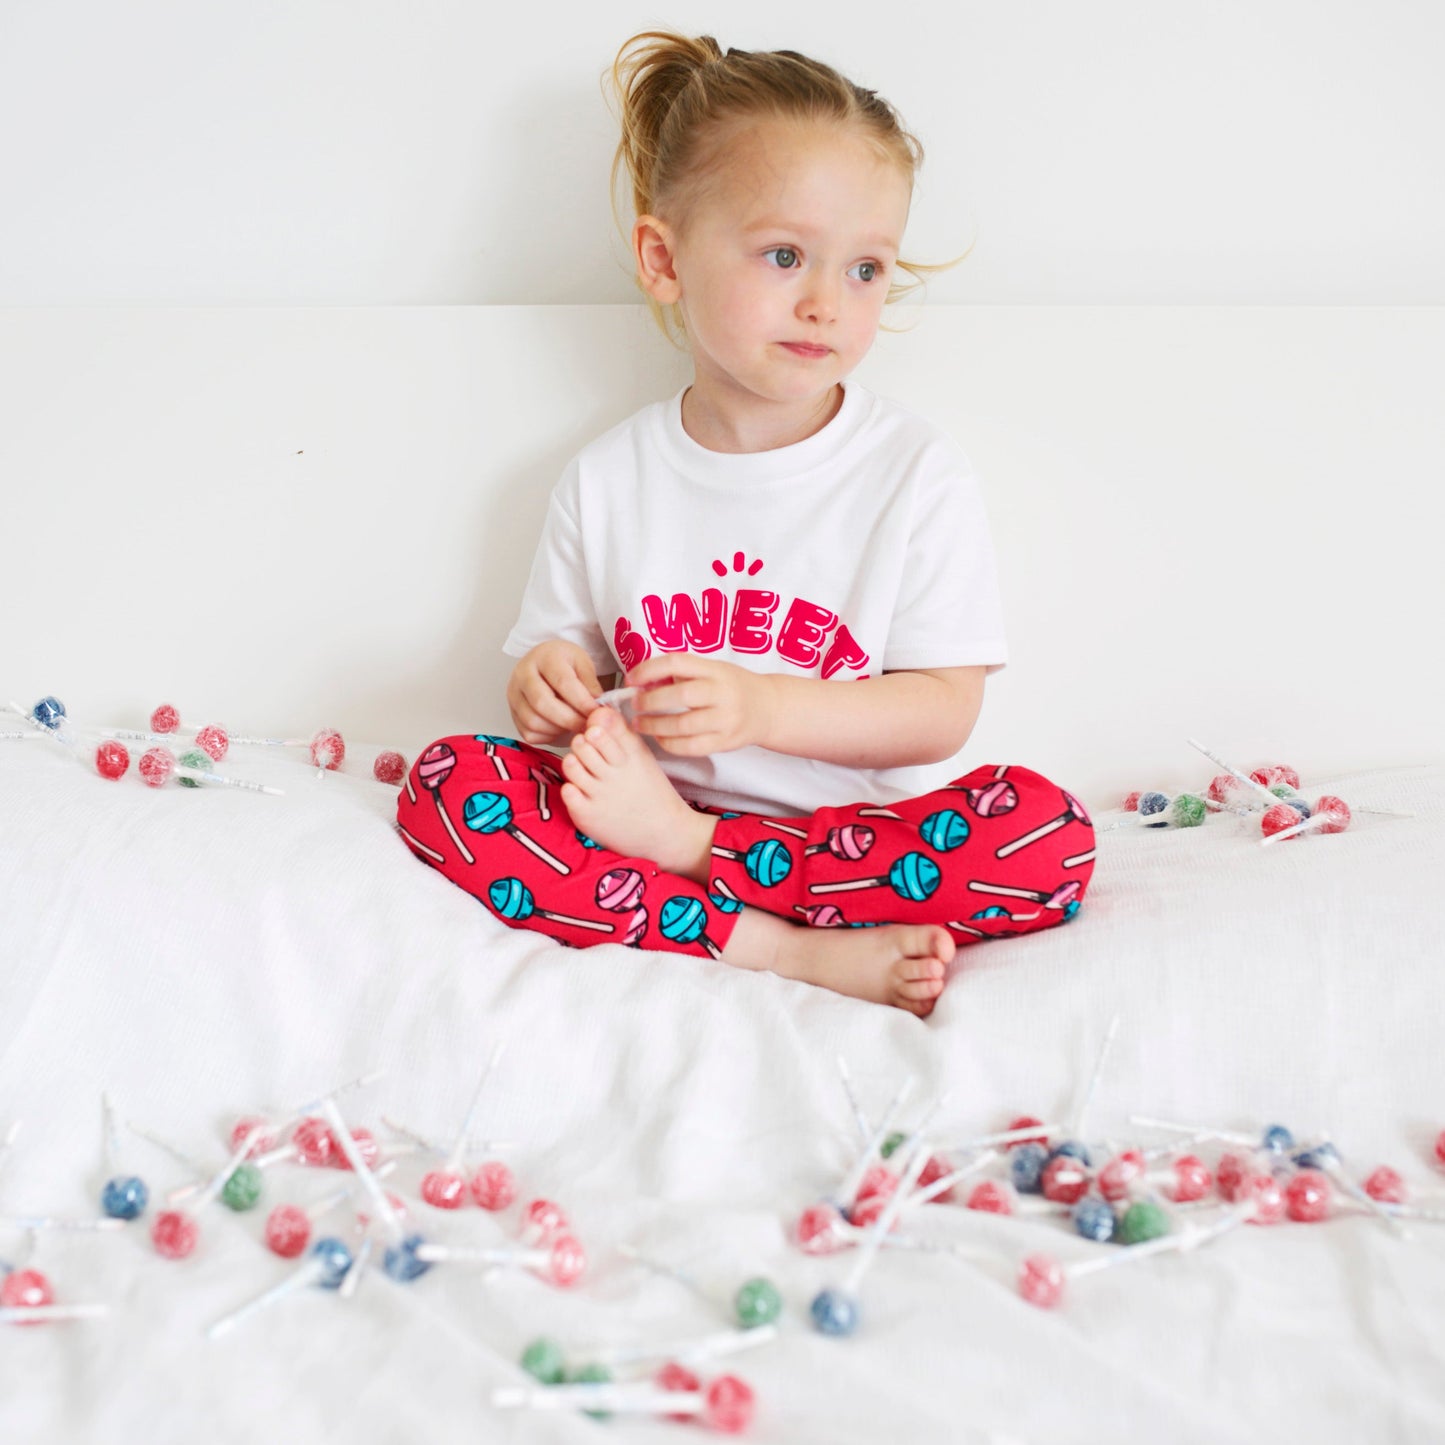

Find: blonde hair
<box><xmin>605</xmin><ymin>30</ymin><xmax>964</xmax><ymax>347</ymax></box>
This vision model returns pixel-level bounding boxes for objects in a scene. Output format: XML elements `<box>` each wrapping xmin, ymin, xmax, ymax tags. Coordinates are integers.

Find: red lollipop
<box><xmin>656</xmin><ymin>1361</ymin><xmax>704</xmax><ymax>1423</ymax></box>
<box><xmin>0</xmin><ymin>1268</ymin><xmax>54</xmax><ymax>1312</ymax></box>
<box><xmin>1017</xmin><ymin>1253</ymin><xmax>1065</xmax><ymax>1309</ymax></box>
<box><xmin>373</xmin><ymin>750</ymin><xmax>407</xmax><ymax>784</ymax></box>
<box><xmin>1285</xmin><ymin>1170</ymin><xmax>1332</xmax><ymax>1223</ymax></box>
<box><xmin>1436</xmin><ymin>1130</ymin><xmax>1445</xmax><ymax>1170</ymax></box>
<box><xmin>138</xmin><ymin>747</ymin><xmax>175</xmax><ymax>788</ymax></box>
<box><xmin>195</xmin><ymin>725</ymin><xmax>229</xmax><ymax>762</ymax></box>
<box><xmin>1364</xmin><ymin>1166</ymin><xmax>1407</xmax><ymax>1205</ymax></box>
<box><xmin>966</xmin><ymin>1179</ymin><xmax>1015</xmax><ymax>1215</ymax></box>
<box><xmin>1261</xmin><ymin>795</ymin><xmax>1353</xmax><ymax>846</ymax></box>
<box><xmin>309</xmin><ymin>728</ymin><xmax>346</xmax><ymax>771</ymax></box>
<box><xmin>95</xmin><ymin>740</ymin><xmax>130</xmax><ymax>780</ymax></box>
<box><xmin>151</xmin><ymin>1209</ymin><xmax>200</xmax><ymax>1259</ymax></box>
<box><xmin>150</xmin><ymin>704</ymin><xmax>180</xmax><ymax>734</ymax></box>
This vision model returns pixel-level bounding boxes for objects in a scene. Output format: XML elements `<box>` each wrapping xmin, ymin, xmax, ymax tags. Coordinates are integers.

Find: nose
<box><xmin>796</xmin><ymin>271</ymin><xmax>839</xmax><ymax>325</ymax></box>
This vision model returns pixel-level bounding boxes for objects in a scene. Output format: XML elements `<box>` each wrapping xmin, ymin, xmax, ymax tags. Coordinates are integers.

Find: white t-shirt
<box><xmin>503</xmin><ymin>380</ymin><xmax>1008</xmax><ymax>817</ymax></box>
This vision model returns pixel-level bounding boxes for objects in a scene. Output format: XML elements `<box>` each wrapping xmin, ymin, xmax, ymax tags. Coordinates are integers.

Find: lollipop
<box><xmin>309</xmin><ymin>728</ymin><xmax>346</xmax><ymax>772</ymax></box>
<box><xmin>963</xmin><ymin>779</ymin><xmax>1018</xmax><ymax>816</ymax></box>
<box><xmin>709</xmin><ymin>838</ymin><xmax>793</xmax><ymax>888</ymax></box>
<box><xmin>492</xmin><ymin>1374</ymin><xmax>754</xmax><ymax>1433</ymax></box>
<box><xmin>919</xmin><ymin>809</ymin><xmax>970</xmax><ymax>852</ymax></box>
<box><xmin>1259</xmin><ymin>795</ymin><xmax>1352</xmax><ymax>846</ymax></box>
<box><xmin>419</xmin><ymin>1041</ymin><xmax>508</xmax><ymax>1208</ymax></box>
<box><xmin>807</xmin><ymin>852</ymin><xmax>940</xmax><ymax>903</ymax></box>
<box><xmin>618</xmin><ymin>1243</ymin><xmax>781</xmax><ymax>1330</ymax></box>
<box><xmin>804</xmin><ymin>824</ymin><xmax>875</xmax><ymax>861</ymax></box>
<box><xmin>98</xmin><ymin>1094</ymin><xmax>148</xmax><ymax>1221</ymax></box>
<box><xmin>810</xmin><ymin>1141</ymin><xmax>932</xmax><ymax>1336</ymax></box>
<box><xmin>489</xmin><ymin>876</ymin><xmax>614</xmax><ymax>936</ymax></box>
<box><xmin>207</xmin><ymin>1236</ymin><xmax>353</xmax><ymax>1339</ymax></box>
<box><xmin>994</xmin><ymin>793</ymin><xmax>1090</xmax><ymax>859</ymax></box>
<box><xmin>659</xmin><ymin>895</ymin><xmax>726</xmax><ymax>958</ymax></box>
<box><xmin>136</xmin><ymin>745</ymin><xmax>284</xmax><ymax>796</ymax></box>
<box><xmin>414</xmin><ymin>1233</ymin><xmax>586</xmax><ymax>1287</ymax></box>
<box><xmin>0</xmin><ymin>1264</ymin><xmax>53</xmax><ymax>1318</ymax></box>
<box><xmin>1018</xmin><ymin>1203</ymin><xmax>1255</xmax><ymax>1309</ymax></box>
<box><xmin>579</xmin><ymin>1323</ymin><xmax>778</xmax><ymax>1374</ymax></box>
<box><xmin>94</xmin><ymin>740</ymin><xmax>130</xmax><ymax>781</ymax></box>
<box><xmin>414</xmin><ymin>743</ymin><xmax>478</xmax><ymax>864</ymax></box>
<box><xmin>373</xmin><ymin>750</ymin><xmax>407</xmax><ymax>784</ymax></box>
<box><xmin>1186</xmin><ymin>739</ymin><xmax>1283</xmax><ymax>810</ymax></box>
<box><xmin>464</xmin><ymin>791</ymin><xmax>570</xmax><ymax>874</ymax></box>
<box><xmin>475</xmin><ymin>734</ymin><xmax>520</xmax><ymax>781</ymax></box>
<box><xmin>263</xmin><ymin>1178</ymin><xmax>363</xmax><ymax>1259</ymax></box>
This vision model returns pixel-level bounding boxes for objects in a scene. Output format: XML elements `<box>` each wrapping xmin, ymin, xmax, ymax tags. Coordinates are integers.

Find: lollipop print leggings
<box><xmin>395</xmin><ymin>734</ymin><xmax>1096</xmax><ymax>960</ymax></box>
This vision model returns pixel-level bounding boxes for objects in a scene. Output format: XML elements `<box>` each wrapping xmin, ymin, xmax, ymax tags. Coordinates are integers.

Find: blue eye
<box><xmin>764</xmin><ymin>247</ymin><xmax>799</xmax><ymax>269</ymax></box>
<box><xmin>848</xmin><ymin>261</ymin><xmax>880</xmax><ymax>283</ymax></box>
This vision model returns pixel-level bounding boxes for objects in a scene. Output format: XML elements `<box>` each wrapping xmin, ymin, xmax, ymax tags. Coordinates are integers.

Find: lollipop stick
<box><xmin>443</xmin><ymin>1041</ymin><xmax>507</xmax><ymax>1176</ymax></box>
<box><xmin>1071</xmin><ymin>1013</ymin><xmax>1120</xmax><ymax>1138</ymax></box>
<box><xmin>319</xmin><ymin>1099</ymin><xmax>404</xmax><ymax>1245</ymax></box>
<box><xmin>835</xmin><ymin>1056</ymin><xmax>872</xmax><ymax>1145</ymax></box>
<box><xmin>1185</xmin><ymin>739</ymin><xmax>1278</xmax><ymax>807</ymax></box>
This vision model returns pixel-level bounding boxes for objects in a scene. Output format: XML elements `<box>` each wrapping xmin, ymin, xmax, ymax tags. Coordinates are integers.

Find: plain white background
<box><xmin>2</xmin><ymin>1</ymin><xmax>1443</xmax><ymax>306</ymax></box>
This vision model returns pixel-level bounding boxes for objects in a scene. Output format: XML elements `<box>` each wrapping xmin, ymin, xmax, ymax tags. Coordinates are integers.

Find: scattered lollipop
<box><xmin>413</xmin><ymin>1233</ymin><xmax>586</xmax><ymax>1288</ymax></box>
<box><xmin>207</xmin><ymin>1236</ymin><xmax>353</xmax><ymax>1338</ymax></box>
<box><xmin>419</xmin><ymin>1042</ymin><xmax>508</xmax><ymax>1208</ymax></box>
<box><xmin>373</xmin><ymin>750</ymin><xmax>407</xmax><ymax>785</ymax></box>
<box><xmin>492</xmin><ymin>1374</ymin><xmax>754</xmax><ymax>1434</ymax></box>
<box><xmin>310</xmin><ymin>728</ymin><xmax>346</xmax><ymax>774</ymax></box>
<box><xmin>1260</xmin><ymin>796</ymin><xmax>1352</xmax><ymax>846</ymax></box>
<box><xmin>98</xmin><ymin>1094</ymin><xmax>149</xmax><ymax>1221</ymax></box>
<box><xmin>136</xmin><ymin>745</ymin><xmax>284</xmax><ymax>797</ymax></box>
<box><xmin>618</xmin><ymin>1243</ymin><xmax>781</xmax><ymax>1330</ymax></box>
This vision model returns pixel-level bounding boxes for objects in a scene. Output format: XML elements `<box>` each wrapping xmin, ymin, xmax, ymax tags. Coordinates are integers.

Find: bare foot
<box><xmin>724</xmin><ymin>909</ymin><xmax>955</xmax><ymax>1018</ymax></box>
<box><xmin>561</xmin><ymin>706</ymin><xmax>713</xmax><ymax>879</ymax></box>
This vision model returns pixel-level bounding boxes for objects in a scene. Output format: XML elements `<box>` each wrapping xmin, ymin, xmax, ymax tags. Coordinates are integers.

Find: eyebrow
<box><xmin>741</xmin><ymin>221</ymin><xmax>900</xmax><ymax>253</ymax></box>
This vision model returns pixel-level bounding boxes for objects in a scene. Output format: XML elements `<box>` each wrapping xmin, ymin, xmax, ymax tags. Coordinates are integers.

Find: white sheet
<box><xmin>1</xmin><ymin>737</ymin><xmax>1443</xmax><ymax>1444</ymax></box>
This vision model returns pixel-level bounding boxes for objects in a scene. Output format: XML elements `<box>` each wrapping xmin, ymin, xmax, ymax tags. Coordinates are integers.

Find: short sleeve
<box><xmin>501</xmin><ymin>457</ymin><xmax>615</xmax><ymax>677</ymax></box>
<box><xmin>882</xmin><ymin>442</ymin><xmax>1008</xmax><ymax>673</ymax></box>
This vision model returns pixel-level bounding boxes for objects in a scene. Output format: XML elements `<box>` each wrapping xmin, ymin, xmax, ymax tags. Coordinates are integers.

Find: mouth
<box><xmin>779</xmin><ymin>342</ymin><xmax>831</xmax><ymax>359</ymax></box>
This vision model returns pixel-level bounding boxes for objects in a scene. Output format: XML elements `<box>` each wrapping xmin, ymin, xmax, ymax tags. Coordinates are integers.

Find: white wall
<box><xmin>1</xmin><ymin>2</ymin><xmax>1442</xmax><ymax>306</ymax></box>
<box><xmin>3</xmin><ymin>305</ymin><xmax>1440</xmax><ymax>806</ymax></box>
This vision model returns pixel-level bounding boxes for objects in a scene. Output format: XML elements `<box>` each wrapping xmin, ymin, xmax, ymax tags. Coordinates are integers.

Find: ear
<box><xmin>632</xmin><ymin>215</ymin><xmax>683</xmax><ymax>305</ymax></box>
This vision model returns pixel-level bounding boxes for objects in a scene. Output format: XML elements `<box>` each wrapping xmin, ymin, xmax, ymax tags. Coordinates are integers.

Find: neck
<box><xmin>680</xmin><ymin>382</ymin><xmax>844</xmax><ymax>454</ymax></box>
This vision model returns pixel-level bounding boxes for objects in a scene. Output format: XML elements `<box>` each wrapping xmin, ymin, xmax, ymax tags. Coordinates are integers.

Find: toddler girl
<box><xmin>397</xmin><ymin>31</ymin><xmax>1094</xmax><ymax>1017</ymax></box>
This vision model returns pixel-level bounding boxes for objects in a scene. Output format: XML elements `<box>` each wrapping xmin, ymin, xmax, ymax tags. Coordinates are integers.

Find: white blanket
<box><xmin>2</xmin><ymin>738</ymin><xmax>1443</xmax><ymax>1444</ymax></box>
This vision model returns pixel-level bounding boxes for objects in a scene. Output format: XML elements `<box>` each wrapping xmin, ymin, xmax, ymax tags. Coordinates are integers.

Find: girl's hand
<box><xmin>506</xmin><ymin>641</ymin><xmax>603</xmax><ymax>745</ymax></box>
<box><xmin>625</xmin><ymin>654</ymin><xmax>775</xmax><ymax>756</ymax></box>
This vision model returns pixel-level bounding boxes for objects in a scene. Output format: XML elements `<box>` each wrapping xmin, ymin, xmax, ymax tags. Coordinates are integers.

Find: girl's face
<box><xmin>644</xmin><ymin>120</ymin><xmax>912</xmax><ymax>424</ymax></box>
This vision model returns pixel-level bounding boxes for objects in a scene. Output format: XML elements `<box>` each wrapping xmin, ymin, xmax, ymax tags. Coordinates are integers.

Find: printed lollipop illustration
<box><xmin>489</xmin><ymin>878</ymin><xmax>615</xmax><ymax>935</ymax></box>
<box><xmin>710</xmin><ymin>838</ymin><xmax>793</xmax><ymax>889</ymax></box>
<box><xmin>794</xmin><ymin>903</ymin><xmax>848</xmax><ymax>926</ymax></box>
<box><xmin>968</xmin><ymin>879</ymin><xmax>1082</xmax><ymax>911</ymax></box>
<box><xmin>596</xmin><ymin>868</ymin><xmax>646</xmax><ymax>914</ymax></box>
<box><xmin>994</xmin><ymin>793</ymin><xmax>1091</xmax><ymax>860</ymax></box>
<box><xmin>620</xmin><ymin>906</ymin><xmax>648</xmax><ymax>946</ymax></box>
<box><xmin>808</xmin><ymin>851</ymin><xmax>941</xmax><ymax>904</ymax></box>
<box><xmin>919</xmin><ymin>810</ymin><xmax>970</xmax><ymax>852</ymax></box>
<box><xmin>475</xmin><ymin>734</ymin><xmax>520</xmax><ymax>782</ymax></box>
<box><xmin>659</xmin><ymin>896</ymin><xmax>725</xmax><ymax>958</ymax></box>
<box><xmin>961</xmin><ymin>780</ymin><xmax>1018</xmax><ymax>817</ymax></box>
<box><xmin>464</xmin><ymin>792</ymin><xmax>570</xmax><ymax>875</ymax></box>
<box><xmin>417</xmin><ymin>743</ymin><xmax>475</xmax><ymax>865</ymax></box>
<box><xmin>804</xmin><ymin>825</ymin><xmax>875</xmax><ymax>862</ymax></box>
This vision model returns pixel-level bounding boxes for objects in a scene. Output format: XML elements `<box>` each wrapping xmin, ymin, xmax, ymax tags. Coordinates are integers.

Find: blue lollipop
<box><xmin>383</xmin><ymin>1233</ymin><xmax>433</xmax><ymax>1283</ymax></box>
<box><xmin>99</xmin><ymin>1095</ymin><xmax>148</xmax><ymax>1221</ymax></box>
<box><xmin>487</xmin><ymin>876</ymin><xmax>615</xmax><ymax>935</ymax></box>
<box><xmin>464</xmin><ymin>791</ymin><xmax>570</xmax><ymax>874</ymax></box>
<box><xmin>810</xmin><ymin>1288</ymin><xmax>858</xmax><ymax>1336</ymax></box>
<box><xmin>659</xmin><ymin>895</ymin><xmax>724</xmax><ymax>958</ymax></box>
<box><xmin>1072</xmin><ymin>1196</ymin><xmax>1117</xmax><ymax>1243</ymax></box>
<box><xmin>920</xmin><ymin>809</ymin><xmax>970</xmax><ymax>852</ymax></box>
<box><xmin>807</xmin><ymin>850</ymin><xmax>941</xmax><ymax>904</ymax></box>
<box><xmin>710</xmin><ymin>837</ymin><xmax>793</xmax><ymax>888</ymax></box>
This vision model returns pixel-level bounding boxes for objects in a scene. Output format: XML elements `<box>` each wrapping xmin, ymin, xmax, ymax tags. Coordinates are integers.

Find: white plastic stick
<box><xmin>1071</xmin><ymin>1012</ymin><xmax>1121</xmax><ymax>1138</ymax></box>
<box><xmin>319</xmin><ymin>1099</ymin><xmax>404</xmax><ymax>1245</ymax></box>
<box><xmin>443</xmin><ymin>1042</ymin><xmax>506</xmax><ymax>1175</ymax></box>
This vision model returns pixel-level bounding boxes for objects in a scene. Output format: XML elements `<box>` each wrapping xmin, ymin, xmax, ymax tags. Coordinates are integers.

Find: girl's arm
<box><xmin>625</xmin><ymin>654</ymin><xmax>987</xmax><ymax>771</ymax></box>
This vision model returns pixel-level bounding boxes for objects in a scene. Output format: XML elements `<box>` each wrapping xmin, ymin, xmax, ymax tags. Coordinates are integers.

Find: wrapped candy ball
<box><xmin>470</xmin><ymin>1160</ymin><xmax>517</xmax><ymax>1211</ymax></box>
<box><xmin>520</xmin><ymin>1336</ymin><xmax>566</xmax><ymax>1385</ymax></box>
<box><xmin>1261</xmin><ymin>803</ymin><xmax>1305</xmax><ymax>840</ymax></box>
<box><xmin>0</xmin><ymin>1268</ymin><xmax>54</xmax><ymax>1311</ymax></box>
<box><xmin>1118</xmin><ymin>1200</ymin><xmax>1170</xmax><ymax>1245</ymax></box>
<box><xmin>195</xmin><ymin>725</ymin><xmax>229</xmax><ymax>762</ymax></box>
<box><xmin>138</xmin><ymin>747</ymin><xmax>175</xmax><ymax>788</ymax></box>
<box><xmin>1010</xmin><ymin>1143</ymin><xmax>1050</xmax><ymax>1194</ymax></box>
<box><xmin>1017</xmin><ymin>1253</ymin><xmax>1065</xmax><ymax>1309</ymax></box>
<box><xmin>151</xmin><ymin>1209</ymin><xmax>200</xmax><ymax>1259</ymax></box>
<box><xmin>220</xmin><ymin>1163</ymin><xmax>263</xmax><ymax>1211</ymax></box>
<box><xmin>735</xmin><ymin>1276</ymin><xmax>782</xmax><ymax>1329</ymax></box>
<box><xmin>373</xmin><ymin>750</ymin><xmax>407</xmax><ymax>784</ymax></box>
<box><xmin>177</xmin><ymin>748</ymin><xmax>213</xmax><ymax>788</ymax></box>
<box><xmin>264</xmin><ymin>1203</ymin><xmax>312</xmax><ymax>1259</ymax></box>
<box><xmin>1041</xmin><ymin>1155</ymin><xmax>1092</xmax><ymax>1206</ymax></box>
<box><xmin>1072</xmin><ymin>1196</ymin><xmax>1117</xmax><ymax>1242</ymax></box>
<box><xmin>150</xmin><ymin>704</ymin><xmax>180</xmax><ymax>734</ymax></box>
<box><xmin>966</xmin><ymin>1180</ymin><xmax>1015</xmax><ymax>1215</ymax></box>
<box><xmin>1284</xmin><ymin>1169</ymin><xmax>1332</xmax><ymax>1223</ymax></box>
<box><xmin>1364</xmin><ymin>1166</ymin><xmax>1407</xmax><ymax>1205</ymax></box>
<box><xmin>310</xmin><ymin>728</ymin><xmax>346</xmax><ymax>771</ymax></box>
<box><xmin>95</xmin><ymin>740</ymin><xmax>130</xmax><ymax>780</ymax></box>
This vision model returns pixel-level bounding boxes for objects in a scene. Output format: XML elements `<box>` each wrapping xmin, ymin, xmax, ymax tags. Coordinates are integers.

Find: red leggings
<box><xmin>395</xmin><ymin>734</ymin><xmax>1095</xmax><ymax>958</ymax></box>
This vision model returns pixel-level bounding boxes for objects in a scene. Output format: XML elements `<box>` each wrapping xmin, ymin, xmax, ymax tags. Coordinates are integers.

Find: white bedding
<box><xmin>2</xmin><ymin>738</ymin><xmax>1443</xmax><ymax>1445</ymax></box>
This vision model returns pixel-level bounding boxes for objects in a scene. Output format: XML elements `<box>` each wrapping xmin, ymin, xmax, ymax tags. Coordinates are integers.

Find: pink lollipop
<box><xmin>0</xmin><ymin>1268</ymin><xmax>54</xmax><ymax>1313</ymax></box>
<box><xmin>793</xmin><ymin>903</ymin><xmax>846</xmax><ymax>927</ymax></box>
<box><xmin>966</xmin><ymin>780</ymin><xmax>1018</xmax><ymax>817</ymax></box>
<box><xmin>621</xmin><ymin>907</ymin><xmax>648</xmax><ymax>946</ymax></box>
<box><xmin>151</xmin><ymin>704</ymin><xmax>180</xmax><ymax>734</ymax></box>
<box><xmin>415</xmin><ymin>1233</ymin><xmax>586</xmax><ymax>1287</ymax></box>
<box><xmin>519</xmin><ymin>1198</ymin><xmax>568</xmax><ymax>1248</ymax></box>
<box><xmin>151</xmin><ymin>1209</ymin><xmax>200</xmax><ymax>1260</ymax></box>
<box><xmin>804</xmin><ymin>824</ymin><xmax>875</xmax><ymax>861</ymax></box>
<box><xmin>597</xmin><ymin>868</ymin><xmax>645</xmax><ymax>912</ymax></box>
<box><xmin>1364</xmin><ymin>1166</ymin><xmax>1407</xmax><ymax>1205</ymax></box>
<box><xmin>139</xmin><ymin>747</ymin><xmax>175</xmax><ymax>788</ymax></box>
<box><xmin>470</xmin><ymin>1160</ymin><xmax>517</xmax><ymax>1211</ymax></box>
<box><xmin>416</xmin><ymin>742</ymin><xmax>475</xmax><ymax>864</ymax></box>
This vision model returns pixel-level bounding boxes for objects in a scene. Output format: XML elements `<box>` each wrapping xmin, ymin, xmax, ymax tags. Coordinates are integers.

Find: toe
<box><xmin>584</xmin><ymin>718</ymin><xmax>627</xmax><ymax>766</ymax></box>
<box><xmin>561</xmin><ymin>749</ymin><xmax>596</xmax><ymax>788</ymax></box>
<box><xmin>898</xmin><ymin>977</ymin><xmax>945</xmax><ymax>1002</ymax></box>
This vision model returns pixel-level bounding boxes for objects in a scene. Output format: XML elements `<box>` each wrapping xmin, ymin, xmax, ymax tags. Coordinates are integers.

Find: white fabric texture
<box><xmin>502</xmin><ymin>381</ymin><xmax>1008</xmax><ymax>817</ymax></box>
<box><xmin>1</xmin><ymin>742</ymin><xmax>1443</xmax><ymax>1445</ymax></box>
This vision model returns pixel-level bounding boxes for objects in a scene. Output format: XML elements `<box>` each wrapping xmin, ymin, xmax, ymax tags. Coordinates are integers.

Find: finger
<box><xmin>625</xmin><ymin>656</ymin><xmax>691</xmax><ymax>689</ymax></box>
<box><xmin>527</xmin><ymin>684</ymin><xmax>591</xmax><ymax>736</ymax></box>
<box><xmin>632</xmin><ymin>680</ymin><xmax>697</xmax><ymax>717</ymax></box>
<box><xmin>544</xmin><ymin>661</ymin><xmax>602</xmax><ymax>718</ymax></box>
